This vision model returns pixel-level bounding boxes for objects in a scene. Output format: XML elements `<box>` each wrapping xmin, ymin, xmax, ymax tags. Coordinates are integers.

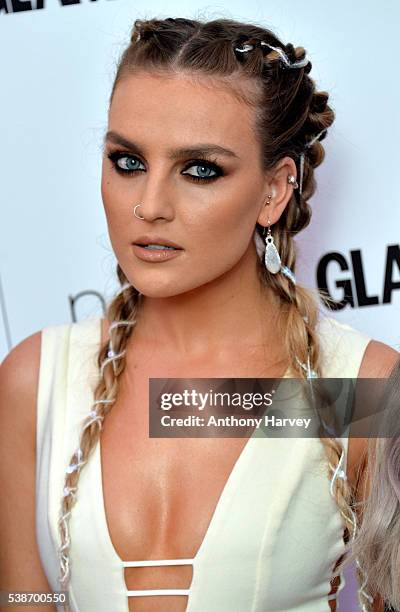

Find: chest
<box><xmin>70</xmin><ymin>376</ymin><xmax>345</xmax><ymax>612</ymax></box>
<box><xmin>86</xmin><ymin>327</ymin><xmax>345</xmax><ymax>611</ymax></box>
<box><xmin>100</xmin><ymin>342</ymin><xmax>288</xmax><ymax>547</ymax></box>
<box><xmin>96</xmin><ymin>344</ymin><xmax>294</xmax><ymax>611</ymax></box>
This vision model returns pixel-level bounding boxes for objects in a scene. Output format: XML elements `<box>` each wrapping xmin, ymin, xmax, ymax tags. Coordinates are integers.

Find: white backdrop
<box><xmin>1</xmin><ymin>1</ymin><xmax>399</xmax><ymax>609</ymax></box>
<box><xmin>1</xmin><ymin>0</ymin><xmax>399</xmax><ymax>358</ymax></box>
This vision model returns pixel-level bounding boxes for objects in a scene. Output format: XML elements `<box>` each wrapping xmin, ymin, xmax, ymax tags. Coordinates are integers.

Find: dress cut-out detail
<box><xmin>35</xmin><ymin>315</ymin><xmax>371</xmax><ymax>611</ymax></box>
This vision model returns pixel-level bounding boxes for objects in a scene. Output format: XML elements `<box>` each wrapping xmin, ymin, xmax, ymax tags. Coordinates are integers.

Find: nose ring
<box><xmin>134</xmin><ymin>204</ymin><xmax>145</xmax><ymax>220</ymax></box>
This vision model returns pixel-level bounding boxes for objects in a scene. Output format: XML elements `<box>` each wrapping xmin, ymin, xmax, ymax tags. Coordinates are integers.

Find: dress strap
<box><xmin>127</xmin><ymin>588</ymin><xmax>191</xmax><ymax>597</ymax></box>
<box><xmin>122</xmin><ymin>558</ymin><xmax>194</xmax><ymax>567</ymax></box>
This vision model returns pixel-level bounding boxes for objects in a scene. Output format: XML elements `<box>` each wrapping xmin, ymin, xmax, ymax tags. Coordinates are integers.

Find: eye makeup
<box><xmin>106</xmin><ymin>150</ymin><xmax>226</xmax><ymax>184</ymax></box>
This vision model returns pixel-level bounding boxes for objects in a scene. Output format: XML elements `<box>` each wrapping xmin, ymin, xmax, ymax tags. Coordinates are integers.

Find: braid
<box><xmin>262</xmin><ymin>262</ymin><xmax>372</xmax><ymax>609</ymax></box>
<box><xmin>249</xmin><ymin>46</ymin><xmax>372</xmax><ymax>605</ymax></box>
<box><xmin>59</xmin><ymin>17</ymin><xmax>374</xmax><ymax>611</ymax></box>
<box><xmin>57</xmin><ymin>265</ymin><xmax>139</xmax><ymax>610</ymax></box>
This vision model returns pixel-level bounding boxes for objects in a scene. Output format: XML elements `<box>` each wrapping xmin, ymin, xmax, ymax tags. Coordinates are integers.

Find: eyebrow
<box><xmin>104</xmin><ymin>130</ymin><xmax>239</xmax><ymax>160</ymax></box>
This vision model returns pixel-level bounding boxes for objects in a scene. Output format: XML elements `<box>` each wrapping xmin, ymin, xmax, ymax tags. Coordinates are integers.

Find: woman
<box><xmin>0</xmin><ymin>16</ymin><xmax>398</xmax><ymax>612</ymax></box>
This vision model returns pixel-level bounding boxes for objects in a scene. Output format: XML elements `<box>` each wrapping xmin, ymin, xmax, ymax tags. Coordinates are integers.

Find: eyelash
<box><xmin>106</xmin><ymin>150</ymin><xmax>224</xmax><ymax>183</ymax></box>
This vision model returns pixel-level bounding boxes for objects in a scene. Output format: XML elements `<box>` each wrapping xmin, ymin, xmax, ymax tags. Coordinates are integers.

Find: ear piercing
<box><xmin>263</xmin><ymin>194</ymin><xmax>281</xmax><ymax>274</ymax></box>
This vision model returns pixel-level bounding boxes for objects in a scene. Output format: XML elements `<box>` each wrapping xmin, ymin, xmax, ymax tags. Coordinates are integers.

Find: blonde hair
<box><xmin>341</xmin><ymin>357</ymin><xmax>400</xmax><ymax>610</ymax></box>
<box><xmin>57</xmin><ymin>16</ymin><xmax>374</xmax><ymax>611</ymax></box>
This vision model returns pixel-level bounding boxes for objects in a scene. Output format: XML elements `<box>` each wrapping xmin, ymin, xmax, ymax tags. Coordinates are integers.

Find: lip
<box><xmin>133</xmin><ymin>235</ymin><xmax>183</xmax><ymax>249</ymax></box>
<box><xmin>132</xmin><ymin>244</ymin><xmax>183</xmax><ymax>262</ymax></box>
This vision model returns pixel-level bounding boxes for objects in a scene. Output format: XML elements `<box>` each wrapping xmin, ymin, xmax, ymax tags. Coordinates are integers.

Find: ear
<box><xmin>257</xmin><ymin>156</ymin><xmax>298</xmax><ymax>228</ymax></box>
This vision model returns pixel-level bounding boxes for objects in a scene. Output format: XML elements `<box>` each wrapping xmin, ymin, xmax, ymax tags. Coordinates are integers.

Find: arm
<box><xmin>351</xmin><ymin>340</ymin><xmax>399</xmax><ymax>612</ymax></box>
<box><xmin>0</xmin><ymin>332</ymin><xmax>57</xmax><ymax>611</ymax></box>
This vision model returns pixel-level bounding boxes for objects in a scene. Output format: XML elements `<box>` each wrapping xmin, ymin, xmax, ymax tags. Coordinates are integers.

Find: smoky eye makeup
<box><xmin>106</xmin><ymin>149</ymin><xmax>226</xmax><ymax>184</ymax></box>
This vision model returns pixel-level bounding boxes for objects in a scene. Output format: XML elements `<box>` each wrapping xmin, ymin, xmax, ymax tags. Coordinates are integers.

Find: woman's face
<box><xmin>101</xmin><ymin>71</ymin><xmax>292</xmax><ymax>298</ymax></box>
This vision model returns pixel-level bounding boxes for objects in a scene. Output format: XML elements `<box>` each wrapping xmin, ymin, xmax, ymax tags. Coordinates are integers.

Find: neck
<box><xmin>131</xmin><ymin>245</ymin><xmax>284</xmax><ymax>360</ymax></box>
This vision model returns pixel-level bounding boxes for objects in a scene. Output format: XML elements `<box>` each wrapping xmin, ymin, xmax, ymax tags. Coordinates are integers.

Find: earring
<box><xmin>263</xmin><ymin>195</ymin><xmax>281</xmax><ymax>274</ymax></box>
<box><xmin>287</xmin><ymin>174</ymin><xmax>299</xmax><ymax>188</ymax></box>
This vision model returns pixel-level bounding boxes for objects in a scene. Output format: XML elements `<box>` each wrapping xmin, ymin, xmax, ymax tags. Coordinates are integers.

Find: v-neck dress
<box><xmin>35</xmin><ymin>315</ymin><xmax>371</xmax><ymax>611</ymax></box>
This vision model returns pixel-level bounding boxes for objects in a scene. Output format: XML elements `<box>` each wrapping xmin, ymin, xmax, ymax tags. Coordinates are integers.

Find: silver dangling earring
<box><xmin>263</xmin><ymin>194</ymin><xmax>281</xmax><ymax>274</ymax></box>
<box><xmin>134</xmin><ymin>203</ymin><xmax>144</xmax><ymax>220</ymax></box>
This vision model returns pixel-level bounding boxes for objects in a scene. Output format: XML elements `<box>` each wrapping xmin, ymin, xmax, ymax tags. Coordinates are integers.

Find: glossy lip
<box><xmin>133</xmin><ymin>234</ymin><xmax>183</xmax><ymax>249</ymax></box>
<box><xmin>132</xmin><ymin>244</ymin><xmax>183</xmax><ymax>262</ymax></box>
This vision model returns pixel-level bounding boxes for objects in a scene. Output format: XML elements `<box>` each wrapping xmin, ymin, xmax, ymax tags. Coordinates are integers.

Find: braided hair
<box><xmin>57</xmin><ymin>17</ymin><xmax>374</xmax><ymax>611</ymax></box>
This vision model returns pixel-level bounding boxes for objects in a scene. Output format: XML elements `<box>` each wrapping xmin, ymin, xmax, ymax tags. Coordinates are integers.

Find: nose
<box><xmin>134</xmin><ymin>169</ymin><xmax>175</xmax><ymax>222</ymax></box>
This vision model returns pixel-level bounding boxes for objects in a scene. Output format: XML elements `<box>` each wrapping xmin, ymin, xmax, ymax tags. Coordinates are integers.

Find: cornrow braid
<box><xmin>57</xmin><ymin>16</ymin><xmax>375</xmax><ymax>611</ymax></box>
<box><xmin>233</xmin><ymin>35</ymin><xmax>310</xmax><ymax>70</ymax></box>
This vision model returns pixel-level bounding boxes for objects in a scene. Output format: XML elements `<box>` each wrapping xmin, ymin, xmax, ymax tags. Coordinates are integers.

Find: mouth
<box><xmin>134</xmin><ymin>243</ymin><xmax>182</xmax><ymax>251</ymax></box>
<box><xmin>133</xmin><ymin>235</ymin><xmax>183</xmax><ymax>250</ymax></box>
<box><xmin>132</xmin><ymin>243</ymin><xmax>184</xmax><ymax>262</ymax></box>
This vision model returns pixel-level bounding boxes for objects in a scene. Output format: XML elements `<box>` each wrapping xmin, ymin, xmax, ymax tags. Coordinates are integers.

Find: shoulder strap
<box><xmin>36</xmin><ymin>316</ymin><xmax>102</xmax><ymax>473</ymax></box>
<box><xmin>36</xmin><ymin>320</ymin><xmax>74</xmax><ymax>591</ymax></box>
<box><xmin>36</xmin><ymin>321</ymin><xmax>73</xmax><ymax>459</ymax></box>
<box><xmin>35</xmin><ymin>317</ymin><xmax>102</xmax><ymax>591</ymax></box>
<box><xmin>62</xmin><ymin>316</ymin><xmax>102</xmax><ymax>466</ymax></box>
<box><xmin>317</xmin><ymin>316</ymin><xmax>371</xmax><ymax>378</ymax></box>
<box><xmin>316</xmin><ymin>315</ymin><xmax>372</xmax><ymax>474</ymax></box>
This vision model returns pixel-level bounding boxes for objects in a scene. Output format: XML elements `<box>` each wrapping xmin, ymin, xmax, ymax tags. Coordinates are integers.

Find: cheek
<box><xmin>187</xmin><ymin>186</ymin><xmax>257</xmax><ymax>251</ymax></box>
<box><xmin>101</xmin><ymin>167</ymin><xmax>131</xmax><ymax>229</ymax></box>
<box><xmin>100</xmin><ymin>187</ymin><xmax>136</xmax><ymax>273</ymax></box>
<box><xmin>100</xmin><ymin>164</ymin><xmax>115</xmax><ymax>219</ymax></box>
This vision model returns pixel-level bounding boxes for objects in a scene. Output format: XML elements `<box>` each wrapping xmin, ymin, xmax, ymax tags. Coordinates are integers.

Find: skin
<box><xmin>101</xmin><ymin>71</ymin><xmax>295</xmax><ymax>362</ymax></box>
<box><xmin>99</xmin><ymin>72</ymin><xmax>393</xmax><ymax>611</ymax></box>
<box><xmin>99</xmin><ymin>72</ymin><xmax>296</xmax><ymax>611</ymax></box>
<box><xmin>0</xmin><ymin>70</ymin><xmax>394</xmax><ymax>611</ymax></box>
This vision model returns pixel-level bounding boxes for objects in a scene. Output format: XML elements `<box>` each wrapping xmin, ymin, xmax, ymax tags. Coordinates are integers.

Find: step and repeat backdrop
<box><xmin>1</xmin><ymin>1</ymin><xmax>399</xmax><ymax>609</ymax></box>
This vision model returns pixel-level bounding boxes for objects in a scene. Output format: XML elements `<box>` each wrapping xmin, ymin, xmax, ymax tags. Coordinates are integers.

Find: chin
<box><xmin>130</xmin><ymin>273</ymin><xmax>219</xmax><ymax>299</ymax></box>
<box><xmin>127</xmin><ymin>277</ymin><xmax>190</xmax><ymax>299</ymax></box>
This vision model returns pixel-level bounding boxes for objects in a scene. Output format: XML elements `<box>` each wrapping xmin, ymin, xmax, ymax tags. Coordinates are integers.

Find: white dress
<box><xmin>35</xmin><ymin>315</ymin><xmax>371</xmax><ymax>611</ymax></box>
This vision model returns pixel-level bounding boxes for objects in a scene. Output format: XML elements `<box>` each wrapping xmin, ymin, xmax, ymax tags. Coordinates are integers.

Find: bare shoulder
<box><xmin>0</xmin><ymin>330</ymin><xmax>56</xmax><ymax>600</ymax></box>
<box><xmin>357</xmin><ymin>338</ymin><xmax>399</xmax><ymax>378</ymax></box>
<box><xmin>0</xmin><ymin>330</ymin><xmax>42</xmax><ymax>435</ymax></box>
<box><xmin>0</xmin><ymin>329</ymin><xmax>42</xmax><ymax>376</ymax></box>
<box><xmin>347</xmin><ymin>338</ymin><xmax>400</xmax><ymax>494</ymax></box>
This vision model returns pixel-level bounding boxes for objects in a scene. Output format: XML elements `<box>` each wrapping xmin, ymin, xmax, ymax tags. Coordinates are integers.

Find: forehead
<box><xmin>108</xmin><ymin>71</ymin><xmax>260</xmax><ymax>154</ymax></box>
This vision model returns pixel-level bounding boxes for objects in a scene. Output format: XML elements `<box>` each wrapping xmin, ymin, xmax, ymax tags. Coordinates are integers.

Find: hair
<box><xmin>57</xmin><ymin>16</ymin><xmax>374</xmax><ymax>611</ymax></box>
<box><xmin>341</xmin><ymin>356</ymin><xmax>400</xmax><ymax>611</ymax></box>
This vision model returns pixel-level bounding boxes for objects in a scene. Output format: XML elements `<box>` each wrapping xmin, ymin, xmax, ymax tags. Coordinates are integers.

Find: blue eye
<box><xmin>106</xmin><ymin>151</ymin><xmax>224</xmax><ymax>183</ymax></box>
<box><xmin>107</xmin><ymin>152</ymin><xmax>144</xmax><ymax>173</ymax></box>
<box><xmin>182</xmin><ymin>163</ymin><xmax>218</xmax><ymax>181</ymax></box>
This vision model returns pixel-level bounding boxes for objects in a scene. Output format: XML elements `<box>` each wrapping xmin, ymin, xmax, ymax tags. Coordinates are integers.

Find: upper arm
<box><xmin>0</xmin><ymin>331</ymin><xmax>56</xmax><ymax>611</ymax></box>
